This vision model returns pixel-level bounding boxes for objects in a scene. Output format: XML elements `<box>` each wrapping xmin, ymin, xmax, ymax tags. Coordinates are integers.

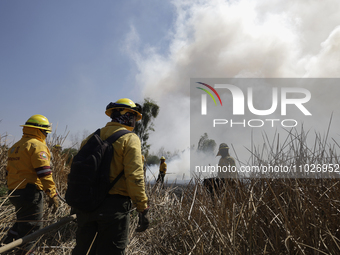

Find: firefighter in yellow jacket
<box><xmin>3</xmin><ymin>114</ymin><xmax>59</xmax><ymax>252</ymax></box>
<box><xmin>156</xmin><ymin>156</ymin><xmax>167</xmax><ymax>187</ymax></box>
<box><xmin>72</xmin><ymin>98</ymin><xmax>149</xmax><ymax>255</ymax></box>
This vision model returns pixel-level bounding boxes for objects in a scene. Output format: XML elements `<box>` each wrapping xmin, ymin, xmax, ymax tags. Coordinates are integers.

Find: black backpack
<box><xmin>65</xmin><ymin>128</ymin><xmax>131</xmax><ymax>212</ymax></box>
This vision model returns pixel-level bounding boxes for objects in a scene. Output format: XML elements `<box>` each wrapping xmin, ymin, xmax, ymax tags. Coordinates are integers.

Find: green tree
<box><xmin>134</xmin><ymin>98</ymin><xmax>160</xmax><ymax>157</ymax></box>
<box><xmin>156</xmin><ymin>147</ymin><xmax>179</xmax><ymax>162</ymax></box>
<box><xmin>197</xmin><ymin>133</ymin><xmax>216</xmax><ymax>155</ymax></box>
<box><xmin>146</xmin><ymin>155</ymin><xmax>159</xmax><ymax>165</ymax></box>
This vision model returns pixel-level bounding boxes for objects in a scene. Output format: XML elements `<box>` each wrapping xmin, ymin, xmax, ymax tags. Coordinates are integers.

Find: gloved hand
<box><xmin>48</xmin><ymin>195</ymin><xmax>59</xmax><ymax>213</ymax></box>
<box><xmin>135</xmin><ymin>207</ymin><xmax>150</xmax><ymax>232</ymax></box>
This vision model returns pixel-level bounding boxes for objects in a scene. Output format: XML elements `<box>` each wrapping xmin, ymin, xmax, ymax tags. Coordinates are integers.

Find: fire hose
<box><xmin>0</xmin><ymin>214</ymin><xmax>76</xmax><ymax>254</ymax></box>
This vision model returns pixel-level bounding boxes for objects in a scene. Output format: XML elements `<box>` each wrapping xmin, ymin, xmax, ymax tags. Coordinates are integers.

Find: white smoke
<box><xmin>126</xmin><ymin>0</ymin><xmax>340</xmax><ymax>182</ymax></box>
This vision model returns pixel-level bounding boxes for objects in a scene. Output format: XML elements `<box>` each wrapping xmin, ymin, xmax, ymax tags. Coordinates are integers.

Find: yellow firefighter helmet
<box><xmin>20</xmin><ymin>114</ymin><xmax>52</xmax><ymax>133</ymax></box>
<box><xmin>105</xmin><ymin>98</ymin><xmax>142</xmax><ymax>121</ymax></box>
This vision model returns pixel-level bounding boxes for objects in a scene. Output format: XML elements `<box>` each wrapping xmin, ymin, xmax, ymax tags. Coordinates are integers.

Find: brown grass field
<box><xmin>0</xmin><ymin>129</ymin><xmax>340</xmax><ymax>254</ymax></box>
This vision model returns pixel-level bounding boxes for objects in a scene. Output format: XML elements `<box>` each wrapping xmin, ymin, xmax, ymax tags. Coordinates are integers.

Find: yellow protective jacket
<box><xmin>6</xmin><ymin>127</ymin><xmax>57</xmax><ymax>198</ymax></box>
<box><xmin>159</xmin><ymin>162</ymin><xmax>167</xmax><ymax>174</ymax></box>
<box><xmin>81</xmin><ymin>122</ymin><xmax>148</xmax><ymax>212</ymax></box>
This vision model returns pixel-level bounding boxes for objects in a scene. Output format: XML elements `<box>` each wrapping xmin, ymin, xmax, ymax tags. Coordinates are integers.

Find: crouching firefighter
<box><xmin>71</xmin><ymin>98</ymin><xmax>149</xmax><ymax>255</ymax></box>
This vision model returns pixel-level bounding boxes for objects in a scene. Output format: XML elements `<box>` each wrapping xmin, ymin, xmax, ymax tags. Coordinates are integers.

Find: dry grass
<box><xmin>0</xmin><ymin>129</ymin><xmax>339</xmax><ymax>254</ymax></box>
<box><xmin>128</xmin><ymin>178</ymin><xmax>340</xmax><ymax>255</ymax></box>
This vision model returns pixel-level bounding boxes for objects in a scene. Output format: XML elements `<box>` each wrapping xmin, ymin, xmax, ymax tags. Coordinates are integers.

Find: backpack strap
<box><xmin>105</xmin><ymin>129</ymin><xmax>131</xmax><ymax>144</ymax></box>
<box><xmin>103</xmin><ymin>129</ymin><xmax>132</xmax><ymax>191</ymax></box>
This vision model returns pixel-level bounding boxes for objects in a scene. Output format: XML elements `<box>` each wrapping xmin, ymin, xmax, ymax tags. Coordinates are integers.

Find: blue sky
<box><xmin>0</xmin><ymin>0</ymin><xmax>174</xmax><ymax>145</ymax></box>
<box><xmin>1</xmin><ymin>0</ymin><xmax>340</xmax><ymax>181</ymax></box>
